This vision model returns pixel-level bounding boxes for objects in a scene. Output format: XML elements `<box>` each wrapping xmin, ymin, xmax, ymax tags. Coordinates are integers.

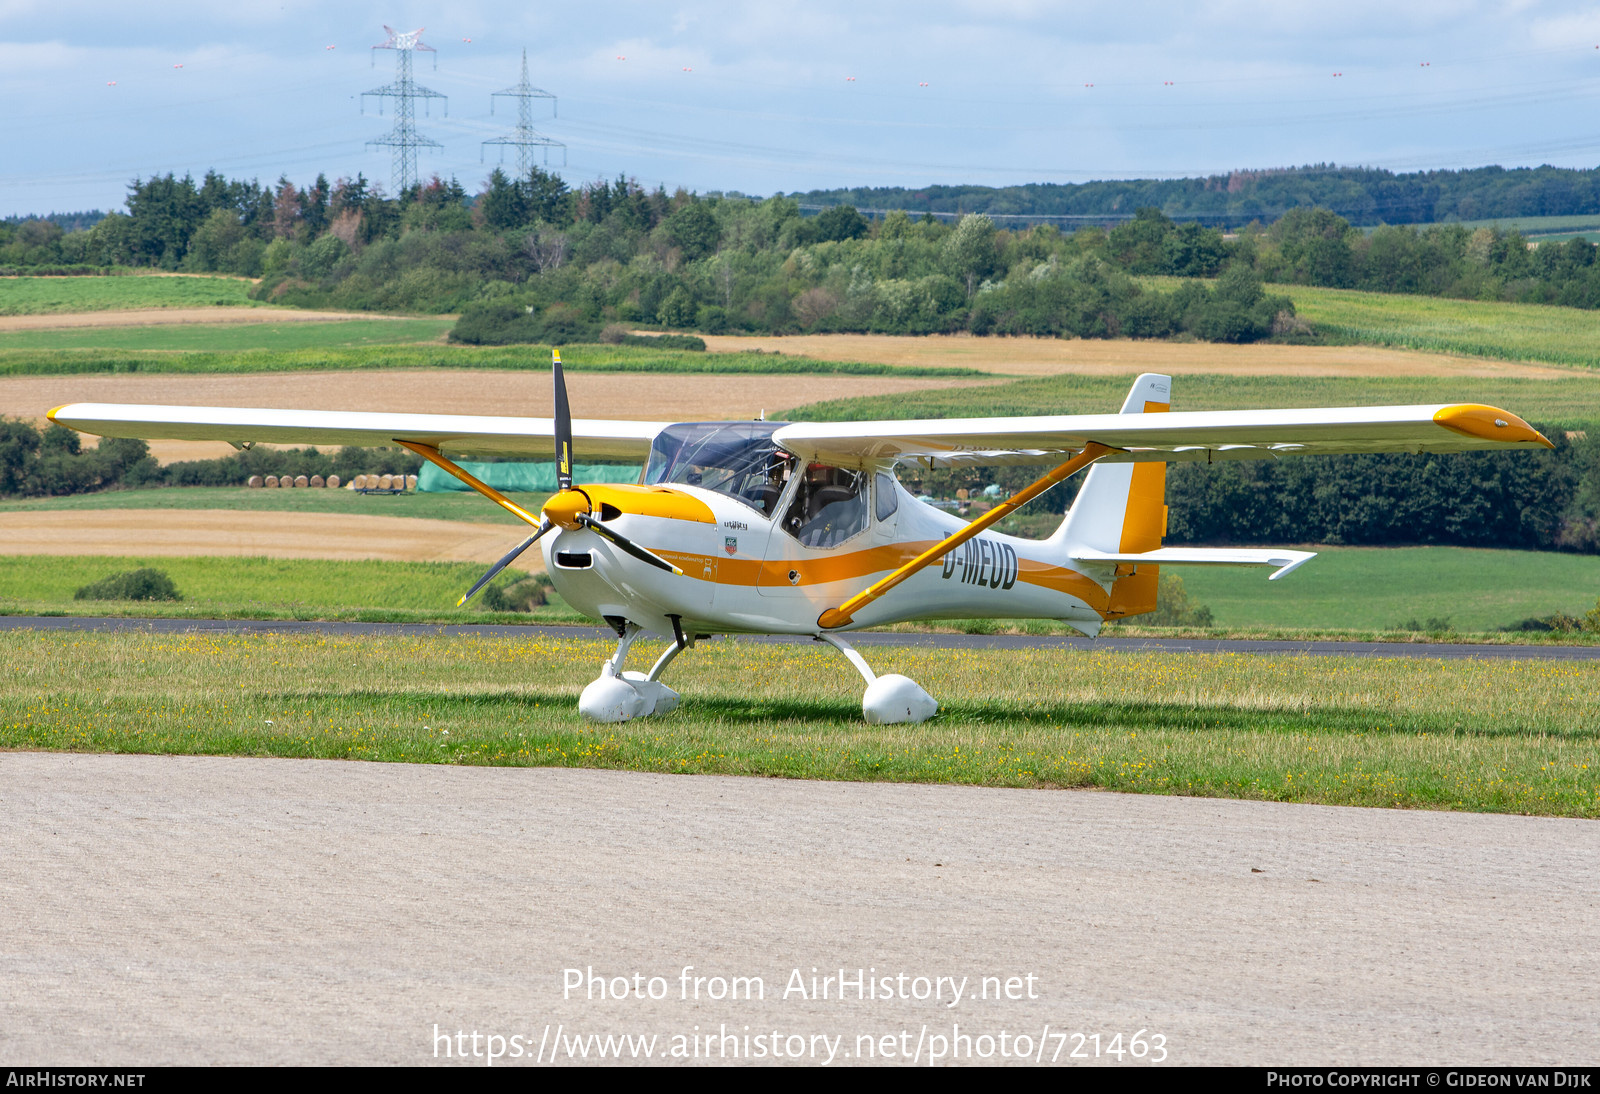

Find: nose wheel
<box><xmin>815</xmin><ymin>632</ymin><xmax>938</xmax><ymax>725</ymax></box>
<box><xmin>578</xmin><ymin>619</ymin><xmax>689</xmax><ymax>723</ymax></box>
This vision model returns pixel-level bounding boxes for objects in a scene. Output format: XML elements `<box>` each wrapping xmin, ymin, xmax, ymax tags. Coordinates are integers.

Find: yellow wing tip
<box><xmin>1434</xmin><ymin>404</ymin><xmax>1553</xmax><ymax>448</ymax></box>
<box><xmin>46</xmin><ymin>405</ymin><xmax>66</xmax><ymax>421</ymax></box>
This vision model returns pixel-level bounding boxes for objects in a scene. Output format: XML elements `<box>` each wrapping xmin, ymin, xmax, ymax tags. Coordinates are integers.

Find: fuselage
<box><xmin>542</xmin><ymin>468</ymin><xmax>1118</xmax><ymax>641</ymax></box>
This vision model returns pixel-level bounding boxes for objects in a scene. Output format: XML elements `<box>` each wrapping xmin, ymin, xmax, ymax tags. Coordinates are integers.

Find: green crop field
<box><xmin>0</xmin><ymin>274</ymin><xmax>257</xmax><ymax>315</ymax></box>
<box><xmin>0</xmin><ymin>342</ymin><xmax>980</xmax><ymax>379</ymax></box>
<box><xmin>1277</xmin><ymin>284</ymin><xmax>1600</xmax><ymax>370</ymax></box>
<box><xmin>791</xmin><ymin>369</ymin><xmax>1600</xmax><ymax>429</ymax></box>
<box><xmin>1177</xmin><ymin>546</ymin><xmax>1600</xmax><ymax>632</ymax></box>
<box><xmin>1355</xmin><ymin>214</ymin><xmax>1600</xmax><ymax>235</ymax></box>
<box><xmin>2</xmin><ymin>630</ymin><xmax>1594</xmax><ymax>816</ymax></box>
<box><xmin>0</xmin><ymin>487</ymin><xmax>538</xmax><ymax>524</ymax></box>
<box><xmin>0</xmin><ymin>317</ymin><xmax>455</xmax><ymax>352</ymax></box>
<box><xmin>0</xmin><ymin>554</ymin><xmax>581</xmax><ymax>624</ymax></box>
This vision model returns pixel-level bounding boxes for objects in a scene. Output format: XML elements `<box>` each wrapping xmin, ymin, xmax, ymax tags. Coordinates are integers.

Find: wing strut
<box><xmin>394</xmin><ymin>439</ymin><xmax>545</xmax><ymax>527</ymax></box>
<box><xmin>818</xmin><ymin>442</ymin><xmax>1114</xmax><ymax>630</ymax></box>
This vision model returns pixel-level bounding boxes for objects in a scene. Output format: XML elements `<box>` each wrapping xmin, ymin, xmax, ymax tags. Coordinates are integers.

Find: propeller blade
<box><xmin>577</xmin><ymin>514</ymin><xmax>683</xmax><ymax>575</ymax></box>
<box><xmin>458</xmin><ymin>519</ymin><xmax>553</xmax><ymax>606</ymax></box>
<box><xmin>553</xmin><ymin>347</ymin><xmax>573</xmax><ymax>492</ymax></box>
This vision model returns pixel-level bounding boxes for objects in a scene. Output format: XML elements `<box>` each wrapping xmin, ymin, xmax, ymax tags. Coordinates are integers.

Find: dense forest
<box><xmin>794</xmin><ymin>163</ymin><xmax>1600</xmax><ymax>226</ymax></box>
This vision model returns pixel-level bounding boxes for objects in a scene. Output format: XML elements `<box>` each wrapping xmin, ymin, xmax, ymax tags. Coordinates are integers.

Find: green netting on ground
<box><xmin>417</xmin><ymin>461</ymin><xmax>643</xmax><ymax>493</ymax></box>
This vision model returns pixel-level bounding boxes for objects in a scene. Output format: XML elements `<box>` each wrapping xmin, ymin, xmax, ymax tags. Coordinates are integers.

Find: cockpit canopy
<box><xmin>643</xmin><ymin>421</ymin><xmax>792</xmax><ymax>517</ymax></box>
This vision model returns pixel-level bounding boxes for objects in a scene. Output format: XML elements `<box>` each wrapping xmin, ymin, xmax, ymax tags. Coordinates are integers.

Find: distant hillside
<box><xmin>790</xmin><ymin>164</ymin><xmax>1600</xmax><ymax>228</ymax></box>
<box><xmin>2</xmin><ymin>210</ymin><xmax>107</xmax><ymax>232</ymax></box>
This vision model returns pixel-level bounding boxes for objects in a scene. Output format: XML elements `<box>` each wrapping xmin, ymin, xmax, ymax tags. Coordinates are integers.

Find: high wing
<box><xmin>771</xmin><ymin>403</ymin><xmax>1553</xmax><ymax>466</ymax></box>
<box><xmin>46</xmin><ymin>403</ymin><xmax>667</xmax><ymax>461</ymax></box>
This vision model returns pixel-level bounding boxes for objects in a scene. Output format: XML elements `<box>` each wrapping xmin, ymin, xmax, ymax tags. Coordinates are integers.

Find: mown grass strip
<box><xmin>3</xmin><ymin>632</ymin><xmax>1594</xmax><ymax>816</ymax></box>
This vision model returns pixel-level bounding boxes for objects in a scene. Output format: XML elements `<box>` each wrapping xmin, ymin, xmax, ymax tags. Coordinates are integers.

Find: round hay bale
<box><xmin>281</xmin><ymin>475</ymin><xmax>295</xmax><ymax>488</ymax></box>
<box><xmin>264</xmin><ymin>475</ymin><xmax>279</xmax><ymax>488</ymax></box>
<box><xmin>247</xmin><ymin>475</ymin><xmax>264</xmax><ymax>489</ymax></box>
<box><xmin>294</xmin><ymin>475</ymin><xmax>309</xmax><ymax>488</ymax></box>
<box><xmin>352</xmin><ymin>474</ymin><xmax>367</xmax><ymax>489</ymax></box>
<box><xmin>379</xmin><ymin>474</ymin><xmax>394</xmax><ymax>490</ymax></box>
<box><xmin>309</xmin><ymin>474</ymin><xmax>325</xmax><ymax>488</ymax></box>
<box><xmin>326</xmin><ymin>474</ymin><xmax>341</xmax><ymax>489</ymax></box>
<box><xmin>406</xmin><ymin>474</ymin><xmax>418</xmax><ymax>491</ymax></box>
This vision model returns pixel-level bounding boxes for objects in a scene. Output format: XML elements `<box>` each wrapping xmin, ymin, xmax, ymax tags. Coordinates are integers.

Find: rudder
<box><xmin>1052</xmin><ymin>373</ymin><xmax>1171</xmax><ymax>617</ymax></box>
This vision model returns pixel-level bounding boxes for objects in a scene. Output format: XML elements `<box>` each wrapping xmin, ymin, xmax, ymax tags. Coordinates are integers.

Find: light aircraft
<box><xmin>49</xmin><ymin>354</ymin><xmax>1552</xmax><ymax>724</ymax></box>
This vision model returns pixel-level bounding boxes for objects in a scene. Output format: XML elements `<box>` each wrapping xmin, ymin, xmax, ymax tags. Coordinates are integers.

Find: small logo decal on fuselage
<box><xmin>725</xmin><ymin>536</ymin><xmax>738</xmax><ymax>555</ymax></box>
<box><xmin>941</xmin><ymin>536</ymin><xmax>1019</xmax><ymax>590</ymax></box>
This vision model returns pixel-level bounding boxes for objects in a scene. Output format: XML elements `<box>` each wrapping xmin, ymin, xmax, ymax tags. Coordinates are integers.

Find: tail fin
<box><xmin>1052</xmin><ymin>373</ymin><xmax>1170</xmax><ymax>617</ymax></box>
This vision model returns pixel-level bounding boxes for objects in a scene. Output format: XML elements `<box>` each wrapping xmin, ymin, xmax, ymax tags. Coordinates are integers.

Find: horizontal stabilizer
<box><xmin>1070</xmin><ymin>547</ymin><xmax>1317</xmax><ymax>581</ymax></box>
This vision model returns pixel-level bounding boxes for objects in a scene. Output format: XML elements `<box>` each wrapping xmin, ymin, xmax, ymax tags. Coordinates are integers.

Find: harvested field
<box><xmin>6</xmin><ymin>368</ymin><xmax>989</xmax><ymax>462</ymax></box>
<box><xmin>0</xmin><ymin>307</ymin><xmax>378</xmax><ymax>332</ymax></box>
<box><xmin>0</xmin><ymin>510</ymin><xmax>534</xmax><ymax>566</ymax></box>
<box><xmin>698</xmin><ymin>332</ymin><xmax>1577</xmax><ymax>379</ymax></box>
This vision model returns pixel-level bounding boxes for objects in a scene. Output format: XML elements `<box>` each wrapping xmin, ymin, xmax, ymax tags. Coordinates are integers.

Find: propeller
<box><xmin>457</xmin><ymin>519</ymin><xmax>553</xmax><ymax>606</ymax></box>
<box><xmin>457</xmin><ymin>347</ymin><xmax>681</xmax><ymax>602</ymax></box>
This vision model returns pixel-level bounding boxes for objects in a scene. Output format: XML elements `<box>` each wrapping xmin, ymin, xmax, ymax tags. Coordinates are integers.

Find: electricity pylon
<box><xmin>363</xmin><ymin>26</ymin><xmax>446</xmax><ymax>193</ymax></box>
<box><xmin>482</xmin><ymin>49</ymin><xmax>566</xmax><ymax>173</ymax></box>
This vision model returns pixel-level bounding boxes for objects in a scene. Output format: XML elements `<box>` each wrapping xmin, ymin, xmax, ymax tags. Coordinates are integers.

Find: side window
<box><xmin>782</xmin><ymin>465</ymin><xmax>868</xmax><ymax>548</ymax></box>
<box><xmin>874</xmin><ymin>472</ymin><xmax>899</xmax><ymax>522</ymax></box>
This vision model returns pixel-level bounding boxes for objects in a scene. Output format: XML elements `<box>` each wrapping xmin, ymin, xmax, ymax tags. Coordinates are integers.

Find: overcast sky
<box><xmin>5</xmin><ymin>1</ymin><xmax>1600</xmax><ymax>217</ymax></box>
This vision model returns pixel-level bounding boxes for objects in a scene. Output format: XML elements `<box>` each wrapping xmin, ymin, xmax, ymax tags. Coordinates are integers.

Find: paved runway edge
<box><xmin>3</xmin><ymin>614</ymin><xmax>1598</xmax><ymax>660</ymax></box>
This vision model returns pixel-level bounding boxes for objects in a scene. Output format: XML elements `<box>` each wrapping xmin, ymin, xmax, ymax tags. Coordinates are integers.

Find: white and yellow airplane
<box><xmin>49</xmin><ymin>352</ymin><xmax>1552</xmax><ymax>724</ymax></box>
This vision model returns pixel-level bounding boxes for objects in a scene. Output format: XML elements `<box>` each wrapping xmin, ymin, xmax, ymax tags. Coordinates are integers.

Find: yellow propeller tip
<box><xmin>456</xmin><ymin>596</ymin><xmax>469</xmax><ymax>607</ymax></box>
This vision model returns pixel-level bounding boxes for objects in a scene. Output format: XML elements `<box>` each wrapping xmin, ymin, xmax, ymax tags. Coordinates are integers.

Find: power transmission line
<box><xmin>363</xmin><ymin>26</ymin><xmax>446</xmax><ymax>193</ymax></box>
<box><xmin>482</xmin><ymin>49</ymin><xmax>566</xmax><ymax>173</ymax></box>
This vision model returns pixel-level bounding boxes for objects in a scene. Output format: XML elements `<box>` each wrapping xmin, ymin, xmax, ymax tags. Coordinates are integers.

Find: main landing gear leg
<box><xmin>815</xmin><ymin>632</ymin><xmax>938</xmax><ymax>725</ymax></box>
<box><xmin>578</xmin><ymin>618</ymin><xmax>687</xmax><ymax>723</ymax></box>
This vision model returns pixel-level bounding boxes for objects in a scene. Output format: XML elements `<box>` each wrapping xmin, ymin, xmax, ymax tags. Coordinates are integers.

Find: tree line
<box><xmin>794</xmin><ymin>163</ymin><xmax>1600</xmax><ymax>226</ymax></box>
<box><xmin>8</xmin><ymin>166</ymin><xmax>1600</xmax><ymax>341</ymax></box>
<box><xmin>0</xmin><ymin>419</ymin><xmax>418</xmax><ymax>497</ymax></box>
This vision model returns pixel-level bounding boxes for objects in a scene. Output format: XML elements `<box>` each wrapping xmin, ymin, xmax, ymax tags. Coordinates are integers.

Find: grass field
<box><xmin>1355</xmin><ymin>214</ymin><xmax>1600</xmax><ymax>234</ymax></box>
<box><xmin>0</xmin><ymin>487</ymin><xmax>537</xmax><ymax>524</ymax></box>
<box><xmin>0</xmin><ymin>317</ymin><xmax>455</xmax><ymax>352</ymax></box>
<box><xmin>1279</xmin><ymin>284</ymin><xmax>1600</xmax><ymax>370</ymax></box>
<box><xmin>1178</xmin><ymin>547</ymin><xmax>1600</xmax><ymax>631</ymax></box>
<box><xmin>0</xmin><ymin>555</ymin><xmax>582</xmax><ymax>623</ymax></box>
<box><xmin>2</xmin><ymin>630</ymin><xmax>1593</xmax><ymax>816</ymax></box>
<box><xmin>791</xmin><ymin>369</ymin><xmax>1600</xmax><ymax>429</ymax></box>
<box><xmin>0</xmin><ymin>541</ymin><xmax>1592</xmax><ymax>635</ymax></box>
<box><xmin>0</xmin><ymin>342</ymin><xmax>981</xmax><ymax>379</ymax></box>
<box><xmin>0</xmin><ymin>275</ymin><xmax>256</xmax><ymax>315</ymax></box>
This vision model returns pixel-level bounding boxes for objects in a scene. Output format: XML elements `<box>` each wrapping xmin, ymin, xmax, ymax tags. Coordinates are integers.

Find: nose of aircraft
<box><xmin>542</xmin><ymin>488</ymin><xmax>591</xmax><ymax>530</ymax></box>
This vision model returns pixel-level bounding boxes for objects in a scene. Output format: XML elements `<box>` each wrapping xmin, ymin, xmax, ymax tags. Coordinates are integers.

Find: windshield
<box><xmin>643</xmin><ymin>421</ymin><xmax>793</xmax><ymax>516</ymax></box>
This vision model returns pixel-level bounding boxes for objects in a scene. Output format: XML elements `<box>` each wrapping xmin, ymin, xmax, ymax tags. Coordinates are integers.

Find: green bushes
<box><xmin>74</xmin><ymin>568</ymin><xmax>181</xmax><ymax>601</ymax></box>
<box><xmin>449</xmin><ymin>300</ymin><xmax>601</xmax><ymax>345</ymax></box>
